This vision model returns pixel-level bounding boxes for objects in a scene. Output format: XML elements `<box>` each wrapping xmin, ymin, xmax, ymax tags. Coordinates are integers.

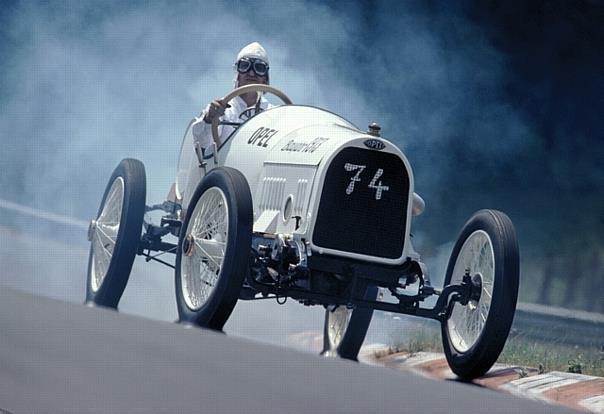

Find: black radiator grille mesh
<box><xmin>313</xmin><ymin>147</ymin><xmax>409</xmax><ymax>259</ymax></box>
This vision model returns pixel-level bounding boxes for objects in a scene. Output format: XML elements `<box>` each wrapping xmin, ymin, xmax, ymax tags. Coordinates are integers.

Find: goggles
<box><xmin>236</xmin><ymin>57</ymin><xmax>269</xmax><ymax>77</ymax></box>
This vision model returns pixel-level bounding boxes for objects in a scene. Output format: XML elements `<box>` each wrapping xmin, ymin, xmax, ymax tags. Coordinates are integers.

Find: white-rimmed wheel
<box><xmin>441</xmin><ymin>209</ymin><xmax>519</xmax><ymax>380</ymax></box>
<box><xmin>321</xmin><ymin>286</ymin><xmax>378</xmax><ymax>361</ymax></box>
<box><xmin>175</xmin><ymin>167</ymin><xmax>252</xmax><ymax>330</ymax></box>
<box><xmin>85</xmin><ymin>158</ymin><xmax>146</xmax><ymax>309</ymax></box>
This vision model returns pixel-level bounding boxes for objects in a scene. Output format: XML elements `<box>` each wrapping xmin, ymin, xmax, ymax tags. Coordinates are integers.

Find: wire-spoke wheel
<box><xmin>441</xmin><ymin>209</ymin><xmax>519</xmax><ymax>380</ymax></box>
<box><xmin>447</xmin><ymin>230</ymin><xmax>494</xmax><ymax>353</ymax></box>
<box><xmin>85</xmin><ymin>159</ymin><xmax>146</xmax><ymax>308</ymax></box>
<box><xmin>175</xmin><ymin>167</ymin><xmax>252</xmax><ymax>331</ymax></box>
<box><xmin>321</xmin><ymin>286</ymin><xmax>377</xmax><ymax>361</ymax></box>
<box><xmin>181</xmin><ymin>188</ymin><xmax>228</xmax><ymax>311</ymax></box>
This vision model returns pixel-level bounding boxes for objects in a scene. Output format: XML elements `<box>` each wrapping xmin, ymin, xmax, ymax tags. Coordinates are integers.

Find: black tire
<box><xmin>175</xmin><ymin>167</ymin><xmax>252</xmax><ymax>331</ymax></box>
<box><xmin>85</xmin><ymin>158</ymin><xmax>146</xmax><ymax>308</ymax></box>
<box><xmin>321</xmin><ymin>285</ymin><xmax>378</xmax><ymax>361</ymax></box>
<box><xmin>441</xmin><ymin>209</ymin><xmax>519</xmax><ymax>380</ymax></box>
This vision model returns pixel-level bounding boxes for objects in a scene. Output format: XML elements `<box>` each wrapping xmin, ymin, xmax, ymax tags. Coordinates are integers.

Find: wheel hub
<box><xmin>183</xmin><ymin>234</ymin><xmax>195</xmax><ymax>257</ymax></box>
<box><xmin>470</xmin><ymin>272</ymin><xmax>483</xmax><ymax>302</ymax></box>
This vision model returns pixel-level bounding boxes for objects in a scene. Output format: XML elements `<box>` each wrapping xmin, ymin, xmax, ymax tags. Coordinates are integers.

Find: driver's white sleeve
<box><xmin>191</xmin><ymin>105</ymin><xmax>213</xmax><ymax>149</ymax></box>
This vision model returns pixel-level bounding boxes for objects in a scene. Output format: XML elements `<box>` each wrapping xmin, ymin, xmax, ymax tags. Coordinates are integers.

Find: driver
<box><xmin>191</xmin><ymin>42</ymin><xmax>274</xmax><ymax>151</ymax></box>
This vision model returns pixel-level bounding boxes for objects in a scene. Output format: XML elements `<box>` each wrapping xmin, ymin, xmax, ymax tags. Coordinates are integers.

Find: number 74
<box><xmin>344</xmin><ymin>163</ymin><xmax>390</xmax><ymax>200</ymax></box>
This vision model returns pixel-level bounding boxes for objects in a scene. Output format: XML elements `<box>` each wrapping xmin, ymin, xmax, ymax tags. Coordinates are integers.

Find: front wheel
<box><xmin>441</xmin><ymin>209</ymin><xmax>519</xmax><ymax>380</ymax></box>
<box><xmin>321</xmin><ymin>286</ymin><xmax>378</xmax><ymax>361</ymax></box>
<box><xmin>175</xmin><ymin>167</ymin><xmax>253</xmax><ymax>331</ymax></box>
<box><xmin>85</xmin><ymin>158</ymin><xmax>146</xmax><ymax>308</ymax></box>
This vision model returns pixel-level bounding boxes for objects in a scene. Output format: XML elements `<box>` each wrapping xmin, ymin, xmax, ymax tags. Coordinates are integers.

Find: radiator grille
<box><xmin>313</xmin><ymin>147</ymin><xmax>409</xmax><ymax>259</ymax></box>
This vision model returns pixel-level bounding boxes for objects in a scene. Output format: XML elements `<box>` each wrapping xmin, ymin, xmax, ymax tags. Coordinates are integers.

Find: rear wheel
<box><xmin>322</xmin><ymin>286</ymin><xmax>378</xmax><ymax>361</ymax></box>
<box><xmin>175</xmin><ymin>167</ymin><xmax>253</xmax><ymax>331</ymax></box>
<box><xmin>441</xmin><ymin>209</ymin><xmax>519</xmax><ymax>380</ymax></box>
<box><xmin>85</xmin><ymin>158</ymin><xmax>146</xmax><ymax>308</ymax></box>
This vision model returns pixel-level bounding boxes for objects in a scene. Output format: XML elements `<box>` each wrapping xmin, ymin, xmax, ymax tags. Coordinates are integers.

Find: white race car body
<box><xmin>176</xmin><ymin>105</ymin><xmax>420</xmax><ymax>266</ymax></box>
<box><xmin>88</xmin><ymin>87</ymin><xmax>518</xmax><ymax>374</ymax></box>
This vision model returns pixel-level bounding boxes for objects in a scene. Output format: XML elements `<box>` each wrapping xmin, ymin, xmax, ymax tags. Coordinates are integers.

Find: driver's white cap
<box><xmin>236</xmin><ymin>42</ymin><xmax>269</xmax><ymax>65</ymax></box>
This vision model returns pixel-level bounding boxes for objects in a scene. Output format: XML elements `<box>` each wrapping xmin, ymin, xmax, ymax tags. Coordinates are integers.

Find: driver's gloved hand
<box><xmin>203</xmin><ymin>99</ymin><xmax>229</xmax><ymax>124</ymax></box>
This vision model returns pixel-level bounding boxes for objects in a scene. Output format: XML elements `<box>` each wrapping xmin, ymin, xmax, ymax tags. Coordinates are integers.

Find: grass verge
<box><xmin>386</xmin><ymin>323</ymin><xmax>604</xmax><ymax>377</ymax></box>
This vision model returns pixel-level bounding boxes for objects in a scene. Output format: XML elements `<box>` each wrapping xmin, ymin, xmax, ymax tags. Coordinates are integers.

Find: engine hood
<box><xmin>265</xmin><ymin>123</ymin><xmax>364</xmax><ymax>166</ymax></box>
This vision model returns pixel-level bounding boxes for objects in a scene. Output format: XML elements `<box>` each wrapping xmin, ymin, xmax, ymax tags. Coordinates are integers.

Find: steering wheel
<box><xmin>211</xmin><ymin>84</ymin><xmax>292</xmax><ymax>146</ymax></box>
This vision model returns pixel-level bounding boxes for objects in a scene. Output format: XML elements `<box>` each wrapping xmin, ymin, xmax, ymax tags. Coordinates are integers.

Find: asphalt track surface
<box><xmin>0</xmin><ymin>288</ymin><xmax>578</xmax><ymax>414</ymax></box>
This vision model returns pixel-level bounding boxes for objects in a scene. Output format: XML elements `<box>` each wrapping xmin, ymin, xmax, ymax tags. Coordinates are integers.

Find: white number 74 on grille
<box><xmin>344</xmin><ymin>163</ymin><xmax>390</xmax><ymax>200</ymax></box>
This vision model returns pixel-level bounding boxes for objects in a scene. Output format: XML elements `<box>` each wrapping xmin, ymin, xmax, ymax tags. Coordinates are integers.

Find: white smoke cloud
<box><xmin>0</xmin><ymin>0</ymin><xmax>378</xmax><ymax>351</ymax></box>
<box><xmin>1</xmin><ymin>1</ymin><xmax>376</xmax><ymax>220</ymax></box>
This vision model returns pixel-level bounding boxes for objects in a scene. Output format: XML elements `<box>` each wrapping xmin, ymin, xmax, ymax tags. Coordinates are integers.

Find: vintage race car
<box><xmin>85</xmin><ymin>84</ymin><xmax>519</xmax><ymax>380</ymax></box>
